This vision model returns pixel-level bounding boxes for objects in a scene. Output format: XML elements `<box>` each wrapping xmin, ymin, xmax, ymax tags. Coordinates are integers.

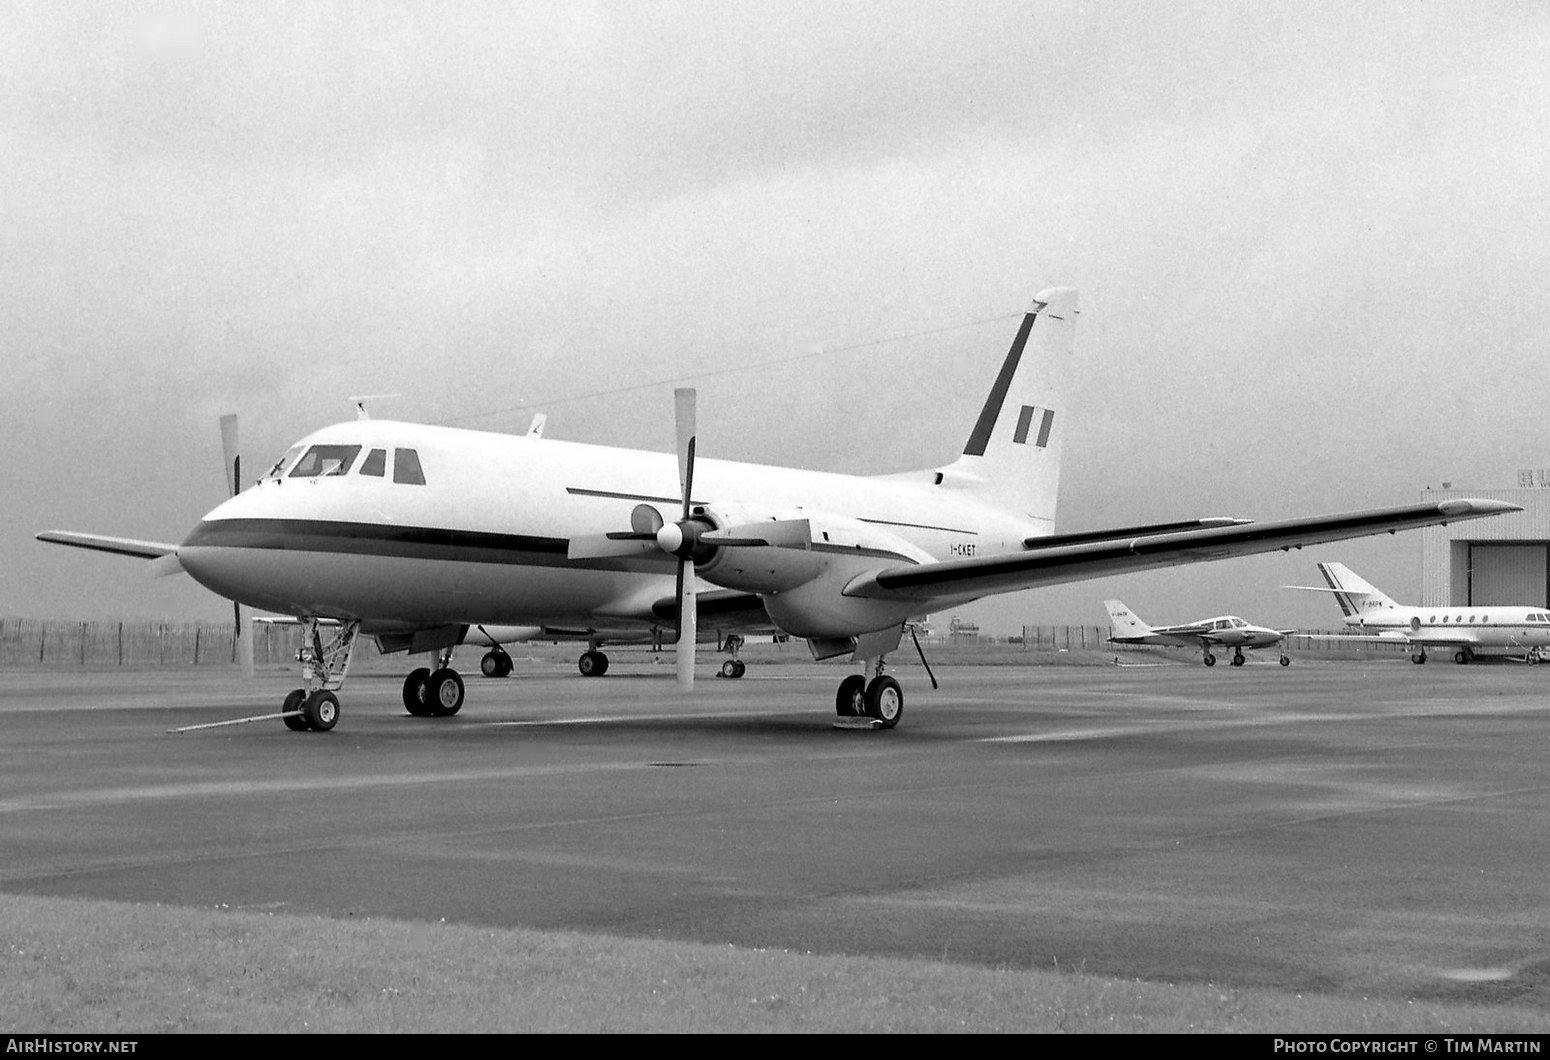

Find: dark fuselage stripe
<box><xmin>182</xmin><ymin>519</ymin><xmax>569</xmax><ymax>565</ymax></box>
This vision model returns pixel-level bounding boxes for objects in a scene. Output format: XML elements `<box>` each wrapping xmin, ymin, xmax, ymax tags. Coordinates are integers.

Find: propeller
<box><xmin>670</xmin><ymin>388</ymin><xmax>697</xmax><ymax>689</ymax></box>
<box><xmin>219</xmin><ymin>413</ymin><xmax>255</xmax><ymax>678</ymax></box>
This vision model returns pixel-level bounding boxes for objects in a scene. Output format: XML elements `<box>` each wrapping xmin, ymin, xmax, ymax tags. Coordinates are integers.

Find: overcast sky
<box><xmin>5</xmin><ymin>1</ymin><xmax>1549</xmax><ymax>636</ymax></box>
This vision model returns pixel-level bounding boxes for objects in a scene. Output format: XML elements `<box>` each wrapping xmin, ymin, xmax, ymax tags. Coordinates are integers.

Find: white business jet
<box><xmin>1104</xmin><ymin>599</ymin><xmax>1294</xmax><ymax>667</ymax></box>
<box><xmin>38</xmin><ymin>287</ymin><xmax>1519</xmax><ymax>732</ymax></box>
<box><xmin>1291</xmin><ymin>561</ymin><xmax>1550</xmax><ymax>664</ymax></box>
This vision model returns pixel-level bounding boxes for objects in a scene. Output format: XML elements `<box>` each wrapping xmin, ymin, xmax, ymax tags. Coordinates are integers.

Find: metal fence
<box><xmin>0</xmin><ymin>617</ymin><xmax>303</xmax><ymax>668</ymax></box>
<box><xmin>0</xmin><ymin>617</ymin><xmax>1411</xmax><ymax>669</ymax></box>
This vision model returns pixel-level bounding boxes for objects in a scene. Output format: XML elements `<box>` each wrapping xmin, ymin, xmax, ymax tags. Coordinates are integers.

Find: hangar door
<box><xmin>1469</xmin><ymin>544</ymin><xmax>1549</xmax><ymax>606</ymax></box>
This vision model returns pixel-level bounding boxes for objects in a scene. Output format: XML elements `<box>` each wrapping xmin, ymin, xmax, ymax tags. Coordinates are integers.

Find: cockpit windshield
<box><xmin>288</xmin><ymin>444</ymin><xmax>363</xmax><ymax>478</ymax></box>
<box><xmin>264</xmin><ymin>445</ymin><xmax>305</xmax><ymax>480</ymax></box>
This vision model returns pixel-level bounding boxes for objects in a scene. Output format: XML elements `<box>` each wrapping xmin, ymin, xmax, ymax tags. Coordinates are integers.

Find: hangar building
<box><xmin>1421</xmin><ymin>480</ymin><xmax>1550</xmax><ymax>606</ymax></box>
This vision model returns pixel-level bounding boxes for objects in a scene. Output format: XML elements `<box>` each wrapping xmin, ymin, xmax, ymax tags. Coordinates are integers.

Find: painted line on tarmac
<box><xmin>0</xmin><ymin>761</ymin><xmax>648</xmax><ymax>814</ymax></box>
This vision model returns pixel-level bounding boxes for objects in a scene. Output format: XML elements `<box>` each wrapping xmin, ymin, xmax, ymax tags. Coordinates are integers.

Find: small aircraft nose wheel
<box><xmin>1203</xmin><ymin>653</ymin><xmax>1216</xmax><ymax>667</ymax></box>
<box><xmin>1279</xmin><ymin>654</ymin><xmax>1290</xmax><ymax>667</ymax></box>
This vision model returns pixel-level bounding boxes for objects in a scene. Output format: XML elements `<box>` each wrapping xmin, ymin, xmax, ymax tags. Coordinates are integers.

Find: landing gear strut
<box><xmin>280</xmin><ymin>618</ymin><xmax>360</xmax><ymax>732</ymax></box>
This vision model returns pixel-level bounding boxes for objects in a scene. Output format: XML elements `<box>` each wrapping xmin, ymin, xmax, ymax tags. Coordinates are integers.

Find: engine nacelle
<box><xmin>693</xmin><ymin>503</ymin><xmax>934</xmax><ymax>637</ymax></box>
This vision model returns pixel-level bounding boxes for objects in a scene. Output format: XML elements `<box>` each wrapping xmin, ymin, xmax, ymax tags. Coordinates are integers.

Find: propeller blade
<box><xmin>630</xmin><ymin>504</ymin><xmax>665</xmax><ymax>535</ymax></box>
<box><xmin>567</xmin><ymin>534</ymin><xmax>674</xmax><ymax>561</ymax></box>
<box><xmin>218</xmin><ymin>413</ymin><xmax>255</xmax><ymax>677</ymax></box>
<box><xmin>219</xmin><ymin>413</ymin><xmax>240</xmax><ymax>495</ymax></box>
<box><xmin>676</xmin><ymin>559</ymin><xmax>696</xmax><ymax>689</ymax></box>
<box><xmin>674</xmin><ymin>388</ymin><xmax>696</xmax><ymax>519</ymax></box>
<box><xmin>671</xmin><ymin>389</ymin><xmax>699</xmax><ymax>689</ymax></box>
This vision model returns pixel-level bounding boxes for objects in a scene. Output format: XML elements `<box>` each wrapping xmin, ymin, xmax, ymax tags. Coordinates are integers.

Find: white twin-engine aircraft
<box><xmin>1291</xmin><ymin>561</ymin><xmax>1550</xmax><ymax>665</ymax></box>
<box><xmin>1104</xmin><ymin>600</ymin><xmax>1295</xmax><ymax>667</ymax></box>
<box><xmin>39</xmin><ymin>287</ymin><xmax>1519</xmax><ymax>732</ymax></box>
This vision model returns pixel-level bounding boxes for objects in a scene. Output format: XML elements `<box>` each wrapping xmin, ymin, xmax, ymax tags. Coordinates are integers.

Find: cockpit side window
<box><xmin>265</xmin><ymin>445</ymin><xmax>305</xmax><ymax>480</ymax></box>
<box><xmin>393</xmin><ymin>448</ymin><xmax>426</xmax><ymax>485</ymax></box>
<box><xmin>359</xmin><ymin>448</ymin><xmax>387</xmax><ymax>477</ymax></box>
<box><xmin>289</xmin><ymin>444</ymin><xmax>363</xmax><ymax>478</ymax></box>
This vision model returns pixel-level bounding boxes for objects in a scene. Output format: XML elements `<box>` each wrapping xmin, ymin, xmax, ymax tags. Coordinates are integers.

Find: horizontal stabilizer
<box><xmin>36</xmin><ymin>531</ymin><xmax>178</xmax><ymax>560</ymax></box>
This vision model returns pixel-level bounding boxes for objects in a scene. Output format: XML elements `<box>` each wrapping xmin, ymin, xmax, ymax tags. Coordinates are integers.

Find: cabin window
<box><xmin>1429</xmin><ymin>616</ymin><xmax>1437</xmax><ymax>624</ymax></box>
<box><xmin>393</xmin><ymin>448</ymin><xmax>426</xmax><ymax>485</ymax></box>
<box><xmin>1469</xmin><ymin>615</ymin><xmax>1476</xmax><ymax>623</ymax></box>
<box><xmin>289</xmin><ymin>444</ymin><xmax>362</xmax><ymax>478</ymax></box>
<box><xmin>359</xmin><ymin>448</ymin><xmax>387</xmax><ymax>477</ymax></box>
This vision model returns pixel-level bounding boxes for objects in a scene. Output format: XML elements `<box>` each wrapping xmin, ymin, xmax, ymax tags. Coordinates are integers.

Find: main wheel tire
<box><xmin>303</xmin><ymin>689</ymin><xmax>340</xmax><ymax>732</ymax></box>
<box><xmin>480</xmin><ymin>650</ymin><xmax>509</xmax><ymax>678</ymax></box>
<box><xmin>1231</xmin><ymin>654</ymin><xmax>1245</xmax><ymax>667</ymax></box>
<box><xmin>1454</xmin><ymin>650</ymin><xmax>1471</xmax><ymax>665</ymax></box>
<box><xmin>282</xmin><ymin>688</ymin><xmax>309</xmax><ymax>731</ymax></box>
<box><xmin>1412</xmin><ymin>652</ymin><xmax>1427</xmax><ymax>664</ymax></box>
<box><xmin>835</xmin><ymin>674</ymin><xmax>866</xmax><ymax>717</ymax></box>
<box><xmin>732</xmin><ymin>659</ymin><xmax>746</xmax><ymax>679</ymax></box>
<box><xmin>403</xmin><ymin>667</ymin><xmax>433</xmax><ymax>715</ymax></box>
<box><xmin>427</xmin><ymin>668</ymin><xmax>465</xmax><ymax>716</ymax></box>
<box><xmin>578</xmin><ymin>651</ymin><xmax>609</xmax><ymax>677</ymax></box>
<box><xmin>864</xmin><ymin>676</ymin><xmax>904</xmax><ymax>729</ymax></box>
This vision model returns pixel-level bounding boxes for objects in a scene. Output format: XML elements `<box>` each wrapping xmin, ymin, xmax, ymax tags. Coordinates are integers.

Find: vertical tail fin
<box><xmin>1104</xmin><ymin>599</ymin><xmax>1152</xmax><ymax>639</ymax></box>
<box><xmin>1317</xmin><ymin>562</ymin><xmax>1398</xmax><ymax>618</ymax></box>
<box><xmin>940</xmin><ymin>287</ymin><xmax>1076</xmax><ymax>527</ymax></box>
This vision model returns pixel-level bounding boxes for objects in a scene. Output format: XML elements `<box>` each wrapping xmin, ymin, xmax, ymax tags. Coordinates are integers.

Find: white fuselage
<box><xmin>1344</xmin><ymin>604</ymin><xmax>1550</xmax><ymax>650</ymax></box>
<box><xmin>178</xmin><ymin>420</ymin><xmax>1045</xmax><ymax>638</ymax></box>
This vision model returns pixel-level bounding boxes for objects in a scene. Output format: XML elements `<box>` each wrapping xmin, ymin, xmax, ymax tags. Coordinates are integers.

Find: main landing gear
<box><xmin>718</xmin><ymin>634</ymin><xmax>746</xmax><ymax>679</ymax></box>
<box><xmin>578</xmin><ymin>649</ymin><xmax>609</xmax><ymax>676</ymax></box>
<box><xmin>279</xmin><ymin>619</ymin><xmax>360</xmax><ymax>733</ymax></box>
<box><xmin>1411</xmin><ymin>649</ymin><xmax>1427</xmax><ymax>664</ymax></box>
<box><xmin>833</xmin><ymin>659</ymin><xmax>904</xmax><ymax>730</ymax></box>
<box><xmin>404</xmin><ymin>644</ymin><xmax>467</xmax><ymax>716</ymax></box>
<box><xmin>480</xmin><ymin>646</ymin><xmax>513</xmax><ymax>678</ymax></box>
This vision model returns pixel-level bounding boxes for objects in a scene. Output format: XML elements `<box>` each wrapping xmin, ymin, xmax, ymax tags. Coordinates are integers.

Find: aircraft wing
<box><xmin>843</xmin><ymin>500</ymin><xmax>1520</xmax><ymax>603</ymax></box>
<box><xmin>1146</xmin><ymin>622</ymin><xmax>1215</xmax><ymax>638</ymax></box>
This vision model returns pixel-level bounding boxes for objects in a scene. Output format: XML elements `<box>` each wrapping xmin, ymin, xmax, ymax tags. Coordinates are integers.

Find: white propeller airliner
<box><xmin>1291</xmin><ymin>561</ymin><xmax>1550</xmax><ymax>665</ymax></box>
<box><xmin>1104</xmin><ymin>599</ymin><xmax>1295</xmax><ymax>667</ymax></box>
<box><xmin>38</xmin><ymin>287</ymin><xmax>1520</xmax><ymax>731</ymax></box>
